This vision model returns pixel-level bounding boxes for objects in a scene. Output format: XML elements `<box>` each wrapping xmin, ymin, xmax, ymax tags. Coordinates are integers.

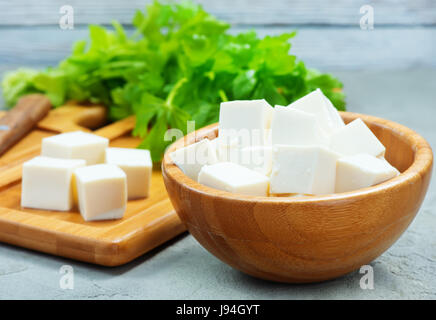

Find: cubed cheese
<box><xmin>329</xmin><ymin>118</ymin><xmax>385</xmax><ymax>157</ymax></box>
<box><xmin>265</xmin><ymin>128</ymin><xmax>272</xmax><ymax>145</ymax></box>
<box><xmin>21</xmin><ymin>156</ymin><xmax>85</xmax><ymax>211</ymax></box>
<box><xmin>42</xmin><ymin>131</ymin><xmax>109</xmax><ymax>165</ymax></box>
<box><xmin>323</xmin><ymin>94</ymin><xmax>346</xmax><ymax>130</ymax></box>
<box><xmin>210</xmin><ymin>138</ymin><xmax>272</xmax><ymax>175</ymax></box>
<box><xmin>335</xmin><ymin>154</ymin><xmax>399</xmax><ymax>193</ymax></box>
<box><xmin>290</xmin><ymin>88</ymin><xmax>345</xmax><ymax>134</ymax></box>
<box><xmin>198</xmin><ymin>162</ymin><xmax>269</xmax><ymax>196</ymax></box>
<box><xmin>218</xmin><ymin>99</ymin><xmax>273</xmax><ymax>147</ymax></box>
<box><xmin>210</xmin><ymin>137</ymin><xmax>240</xmax><ymax>162</ymax></box>
<box><xmin>105</xmin><ymin>148</ymin><xmax>152</xmax><ymax>199</ymax></box>
<box><xmin>170</xmin><ymin>138</ymin><xmax>218</xmax><ymax>181</ymax></box>
<box><xmin>271</xmin><ymin>106</ymin><xmax>328</xmax><ymax>146</ymax></box>
<box><xmin>75</xmin><ymin>164</ymin><xmax>127</xmax><ymax>221</ymax></box>
<box><xmin>270</xmin><ymin>145</ymin><xmax>339</xmax><ymax>195</ymax></box>
<box><xmin>238</xmin><ymin>146</ymin><xmax>273</xmax><ymax>176</ymax></box>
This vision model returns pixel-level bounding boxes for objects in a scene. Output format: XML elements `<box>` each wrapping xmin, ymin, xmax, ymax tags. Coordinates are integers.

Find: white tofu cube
<box><xmin>210</xmin><ymin>139</ymin><xmax>272</xmax><ymax>175</ymax></box>
<box><xmin>105</xmin><ymin>148</ymin><xmax>152</xmax><ymax>199</ymax></box>
<box><xmin>289</xmin><ymin>88</ymin><xmax>345</xmax><ymax>134</ymax></box>
<box><xmin>270</xmin><ymin>145</ymin><xmax>339</xmax><ymax>195</ymax></box>
<box><xmin>265</xmin><ymin>128</ymin><xmax>272</xmax><ymax>145</ymax></box>
<box><xmin>169</xmin><ymin>138</ymin><xmax>218</xmax><ymax>181</ymax></box>
<box><xmin>323</xmin><ymin>94</ymin><xmax>346</xmax><ymax>130</ymax></box>
<box><xmin>75</xmin><ymin>164</ymin><xmax>127</xmax><ymax>221</ymax></box>
<box><xmin>210</xmin><ymin>137</ymin><xmax>240</xmax><ymax>163</ymax></box>
<box><xmin>218</xmin><ymin>99</ymin><xmax>273</xmax><ymax>147</ymax></box>
<box><xmin>42</xmin><ymin>131</ymin><xmax>109</xmax><ymax>165</ymax></box>
<box><xmin>335</xmin><ymin>154</ymin><xmax>399</xmax><ymax>193</ymax></box>
<box><xmin>238</xmin><ymin>146</ymin><xmax>273</xmax><ymax>176</ymax></box>
<box><xmin>271</xmin><ymin>106</ymin><xmax>328</xmax><ymax>146</ymax></box>
<box><xmin>198</xmin><ymin>162</ymin><xmax>269</xmax><ymax>196</ymax></box>
<box><xmin>329</xmin><ymin>118</ymin><xmax>385</xmax><ymax>157</ymax></box>
<box><xmin>21</xmin><ymin>156</ymin><xmax>85</xmax><ymax>211</ymax></box>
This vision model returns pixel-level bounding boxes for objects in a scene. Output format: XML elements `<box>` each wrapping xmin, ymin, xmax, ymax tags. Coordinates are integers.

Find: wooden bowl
<box><xmin>162</xmin><ymin>112</ymin><xmax>433</xmax><ymax>283</ymax></box>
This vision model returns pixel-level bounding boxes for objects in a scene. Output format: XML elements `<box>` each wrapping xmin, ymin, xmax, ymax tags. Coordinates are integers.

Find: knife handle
<box><xmin>0</xmin><ymin>94</ymin><xmax>52</xmax><ymax>156</ymax></box>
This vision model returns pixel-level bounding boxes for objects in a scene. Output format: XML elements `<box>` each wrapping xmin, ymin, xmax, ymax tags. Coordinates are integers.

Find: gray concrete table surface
<box><xmin>0</xmin><ymin>69</ymin><xmax>434</xmax><ymax>300</ymax></box>
<box><xmin>0</xmin><ymin>0</ymin><xmax>436</xmax><ymax>300</ymax></box>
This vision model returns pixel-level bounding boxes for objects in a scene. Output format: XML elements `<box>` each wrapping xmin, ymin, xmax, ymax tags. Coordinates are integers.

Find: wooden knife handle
<box><xmin>0</xmin><ymin>94</ymin><xmax>52</xmax><ymax>156</ymax></box>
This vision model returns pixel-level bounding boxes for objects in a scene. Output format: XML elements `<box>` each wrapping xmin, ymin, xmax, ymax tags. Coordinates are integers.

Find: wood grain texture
<box><xmin>38</xmin><ymin>101</ymin><xmax>107</xmax><ymax>132</ymax></box>
<box><xmin>162</xmin><ymin>112</ymin><xmax>433</xmax><ymax>283</ymax></box>
<box><xmin>0</xmin><ymin>0</ymin><xmax>435</xmax><ymax>26</ymax></box>
<box><xmin>0</xmin><ymin>104</ymin><xmax>185</xmax><ymax>266</ymax></box>
<box><xmin>0</xmin><ymin>94</ymin><xmax>51</xmax><ymax>155</ymax></box>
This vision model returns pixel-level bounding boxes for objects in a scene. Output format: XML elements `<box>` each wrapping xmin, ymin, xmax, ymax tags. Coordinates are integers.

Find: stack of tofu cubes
<box><xmin>170</xmin><ymin>89</ymin><xmax>399</xmax><ymax>196</ymax></box>
<box><xmin>21</xmin><ymin>131</ymin><xmax>152</xmax><ymax>221</ymax></box>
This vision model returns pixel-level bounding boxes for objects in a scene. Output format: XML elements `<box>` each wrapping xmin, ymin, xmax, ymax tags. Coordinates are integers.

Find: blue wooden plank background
<box><xmin>0</xmin><ymin>0</ymin><xmax>435</xmax><ymax>76</ymax></box>
<box><xmin>0</xmin><ymin>1</ymin><xmax>435</xmax><ymax>106</ymax></box>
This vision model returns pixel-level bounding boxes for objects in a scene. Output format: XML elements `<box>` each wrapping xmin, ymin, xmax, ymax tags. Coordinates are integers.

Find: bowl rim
<box><xmin>162</xmin><ymin>111</ymin><xmax>433</xmax><ymax>204</ymax></box>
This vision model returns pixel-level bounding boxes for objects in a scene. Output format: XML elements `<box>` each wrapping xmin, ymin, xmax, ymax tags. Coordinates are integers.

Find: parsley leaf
<box><xmin>1</xmin><ymin>0</ymin><xmax>346</xmax><ymax>161</ymax></box>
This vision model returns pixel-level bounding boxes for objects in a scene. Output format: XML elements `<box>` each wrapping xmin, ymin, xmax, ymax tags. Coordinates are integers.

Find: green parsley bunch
<box><xmin>2</xmin><ymin>0</ymin><xmax>345</xmax><ymax>161</ymax></box>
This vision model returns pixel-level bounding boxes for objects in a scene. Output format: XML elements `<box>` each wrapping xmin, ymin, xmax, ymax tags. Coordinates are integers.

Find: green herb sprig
<box><xmin>2</xmin><ymin>0</ymin><xmax>345</xmax><ymax>161</ymax></box>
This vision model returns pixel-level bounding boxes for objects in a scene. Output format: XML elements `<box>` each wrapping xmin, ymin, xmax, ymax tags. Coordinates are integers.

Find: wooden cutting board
<box><xmin>0</xmin><ymin>102</ymin><xmax>186</xmax><ymax>266</ymax></box>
